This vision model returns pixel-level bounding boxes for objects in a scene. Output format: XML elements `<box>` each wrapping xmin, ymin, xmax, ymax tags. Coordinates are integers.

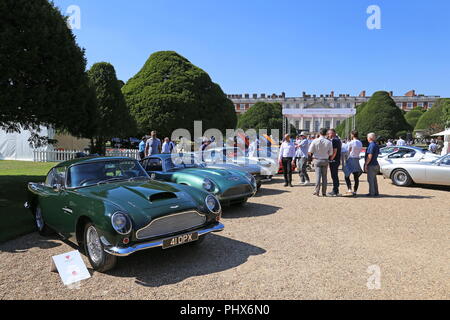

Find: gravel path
<box><xmin>1</xmin><ymin>172</ymin><xmax>449</xmax><ymax>300</ymax></box>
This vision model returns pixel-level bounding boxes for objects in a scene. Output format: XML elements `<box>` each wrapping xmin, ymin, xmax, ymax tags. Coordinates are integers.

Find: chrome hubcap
<box><xmin>395</xmin><ymin>172</ymin><xmax>406</xmax><ymax>184</ymax></box>
<box><xmin>86</xmin><ymin>226</ymin><xmax>103</xmax><ymax>265</ymax></box>
<box><xmin>35</xmin><ymin>208</ymin><xmax>44</xmax><ymax>230</ymax></box>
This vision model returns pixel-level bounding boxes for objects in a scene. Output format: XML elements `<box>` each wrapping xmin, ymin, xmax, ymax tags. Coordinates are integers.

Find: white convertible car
<box><xmin>380</xmin><ymin>154</ymin><xmax>450</xmax><ymax>187</ymax></box>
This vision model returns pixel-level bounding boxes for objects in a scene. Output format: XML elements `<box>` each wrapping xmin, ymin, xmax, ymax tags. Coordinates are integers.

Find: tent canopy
<box><xmin>432</xmin><ymin>129</ymin><xmax>450</xmax><ymax>136</ymax></box>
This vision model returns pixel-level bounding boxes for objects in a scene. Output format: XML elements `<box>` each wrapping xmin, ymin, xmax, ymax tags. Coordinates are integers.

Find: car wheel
<box><xmin>34</xmin><ymin>205</ymin><xmax>53</xmax><ymax>236</ymax></box>
<box><xmin>83</xmin><ymin>223</ymin><xmax>117</xmax><ymax>272</ymax></box>
<box><xmin>391</xmin><ymin>169</ymin><xmax>413</xmax><ymax>187</ymax></box>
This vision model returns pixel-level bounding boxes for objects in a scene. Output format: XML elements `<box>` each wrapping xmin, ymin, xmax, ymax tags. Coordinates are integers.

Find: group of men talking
<box><xmin>278</xmin><ymin>128</ymin><xmax>380</xmax><ymax>197</ymax></box>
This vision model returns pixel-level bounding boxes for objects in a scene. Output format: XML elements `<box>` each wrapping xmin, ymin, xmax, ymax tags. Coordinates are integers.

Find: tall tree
<box><xmin>87</xmin><ymin>62</ymin><xmax>136</xmax><ymax>154</ymax></box>
<box><xmin>0</xmin><ymin>0</ymin><xmax>94</xmax><ymax>145</ymax></box>
<box><xmin>404</xmin><ymin>107</ymin><xmax>426</xmax><ymax>129</ymax></box>
<box><xmin>237</xmin><ymin>102</ymin><xmax>283</xmax><ymax>132</ymax></box>
<box><xmin>415</xmin><ymin>98</ymin><xmax>449</xmax><ymax>134</ymax></box>
<box><xmin>122</xmin><ymin>51</ymin><xmax>237</xmax><ymax>138</ymax></box>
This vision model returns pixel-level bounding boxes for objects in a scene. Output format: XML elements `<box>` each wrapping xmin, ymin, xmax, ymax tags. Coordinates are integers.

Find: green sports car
<box><xmin>140</xmin><ymin>154</ymin><xmax>257</xmax><ymax>206</ymax></box>
<box><xmin>25</xmin><ymin>157</ymin><xmax>224</xmax><ymax>272</ymax></box>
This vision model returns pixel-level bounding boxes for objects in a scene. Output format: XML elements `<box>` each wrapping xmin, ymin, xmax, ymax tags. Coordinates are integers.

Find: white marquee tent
<box><xmin>432</xmin><ymin>128</ymin><xmax>450</xmax><ymax>155</ymax></box>
<box><xmin>0</xmin><ymin>126</ymin><xmax>53</xmax><ymax>161</ymax></box>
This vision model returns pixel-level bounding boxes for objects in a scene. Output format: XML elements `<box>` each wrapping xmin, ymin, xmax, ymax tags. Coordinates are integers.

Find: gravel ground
<box><xmin>1</xmin><ymin>172</ymin><xmax>449</xmax><ymax>300</ymax></box>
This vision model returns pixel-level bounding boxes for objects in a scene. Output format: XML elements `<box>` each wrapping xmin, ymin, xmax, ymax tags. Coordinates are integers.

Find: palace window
<box><xmin>325</xmin><ymin>120</ymin><xmax>331</xmax><ymax>129</ymax></box>
<box><xmin>336</xmin><ymin>120</ymin><xmax>341</xmax><ymax>127</ymax></box>
<box><xmin>407</xmin><ymin>103</ymin><xmax>413</xmax><ymax>109</ymax></box>
<box><xmin>429</xmin><ymin>102</ymin><xmax>434</xmax><ymax>108</ymax></box>
<box><xmin>304</xmin><ymin>121</ymin><xmax>311</xmax><ymax>131</ymax></box>
<box><xmin>295</xmin><ymin>121</ymin><xmax>300</xmax><ymax>129</ymax></box>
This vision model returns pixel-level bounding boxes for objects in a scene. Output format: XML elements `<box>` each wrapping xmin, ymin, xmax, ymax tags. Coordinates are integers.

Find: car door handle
<box><xmin>62</xmin><ymin>207</ymin><xmax>73</xmax><ymax>214</ymax></box>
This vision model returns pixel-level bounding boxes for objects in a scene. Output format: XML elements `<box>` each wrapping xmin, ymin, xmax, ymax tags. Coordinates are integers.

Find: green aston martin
<box><xmin>140</xmin><ymin>154</ymin><xmax>257</xmax><ymax>206</ymax></box>
<box><xmin>25</xmin><ymin>157</ymin><xmax>224</xmax><ymax>272</ymax></box>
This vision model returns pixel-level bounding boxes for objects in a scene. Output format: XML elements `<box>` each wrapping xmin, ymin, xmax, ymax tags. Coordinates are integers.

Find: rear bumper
<box><xmin>103</xmin><ymin>222</ymin><xmax>224</xmax><ymax>257</ymax></box>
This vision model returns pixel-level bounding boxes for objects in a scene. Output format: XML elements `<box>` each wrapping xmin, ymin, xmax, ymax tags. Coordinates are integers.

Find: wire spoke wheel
<box><xmin>86</xmin><ymin>226</ymin><xmax>103</xmax><ymax>265</ymax></box>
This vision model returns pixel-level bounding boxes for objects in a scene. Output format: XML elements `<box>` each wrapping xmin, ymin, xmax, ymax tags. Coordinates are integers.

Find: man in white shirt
<box><xmin>396</xmin><ymin>136</ymin><xmax>406</xmax><ymax>146</ymax></box>
<box><xmin>279</xmin><ymin>134</ymin><xmax>296</xmax><ymax>187</ymax></box>
<box><xmin>308</xmin><ymin>128</ymin><xmax>333</xmax><ymax>196</ymax></box>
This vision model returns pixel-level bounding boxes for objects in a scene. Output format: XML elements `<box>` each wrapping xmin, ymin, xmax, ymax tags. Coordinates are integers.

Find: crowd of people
<box><xmin>138</xmin><ymin>131</ymin><xmax>176</xmax><ymax>160</ymax></box>
<box><xmin>278</xmin><ymin>129</ymin><xmax>380</xmax><ymax>197</ymax></box>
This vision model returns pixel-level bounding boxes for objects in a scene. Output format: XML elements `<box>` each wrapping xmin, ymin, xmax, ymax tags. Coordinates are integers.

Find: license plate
<box><xmin>162</xmin><ymin>232</ymin><xmax>199</xmax><ymax>249</ymax></box>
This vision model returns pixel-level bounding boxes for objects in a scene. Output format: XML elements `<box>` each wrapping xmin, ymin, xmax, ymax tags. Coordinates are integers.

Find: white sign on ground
<box><xmin>51</xmin><ymin>250</ymin><xmax>91</xmax><ymax>286</ymax></box>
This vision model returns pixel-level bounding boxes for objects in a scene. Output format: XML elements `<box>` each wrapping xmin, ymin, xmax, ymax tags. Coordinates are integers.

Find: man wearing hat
<box><xmin>294</xmin><ymin>131</ymin><xmax>311</xmax><ymax>185</ymax></box>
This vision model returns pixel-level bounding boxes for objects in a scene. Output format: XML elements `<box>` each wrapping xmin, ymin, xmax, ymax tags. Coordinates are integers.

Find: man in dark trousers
<box><xmin>327</xmin><ymin>128</ymin><xmax>342</xmax><ymax>197</ymax></box>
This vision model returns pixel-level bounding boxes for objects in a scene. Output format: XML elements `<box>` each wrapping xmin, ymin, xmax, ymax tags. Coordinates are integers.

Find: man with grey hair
<box><xmin>364</xmin><ymin>132</ymin><xmax>380</xmax><ymax>197</ymax></box>
<box><xmin>308</xmin><ymin>128</ymin><xmax>333</xmax><ymax>196</ymax></box>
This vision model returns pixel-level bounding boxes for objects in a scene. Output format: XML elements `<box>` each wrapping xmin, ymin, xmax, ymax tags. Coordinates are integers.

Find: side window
<box><xmin>54</xmin><ymin>167</ymin><xmax>66</xmax><ymax>186</ymax></box>
<box><xmin>45</xmin><ymin>169</ymin><xmax>56</xmax><ymax>186</ymax></box>
<box><xmin>440</xmin><ymin>156</ymin><xmax>450</xmax><ymax>166</ymax></box>
<box><xmin>141</xmin><ymin>159</ymin><xmax>148</xmax><ymax>170</ymax></box>
<box><xmin>147</xmin><ymin>158</ymin><xmax>163</xmax><ymax>171</ymax></box>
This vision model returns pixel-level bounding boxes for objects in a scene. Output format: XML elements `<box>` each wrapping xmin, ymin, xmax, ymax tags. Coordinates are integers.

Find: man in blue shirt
<box><xmin>364</xmin><ymin>132</ymin><xmax>380</xmax><ymax>196</ymax></box>
<box><xmin>138</xmin><ymin>136</ymin><xmax>147</xmax><ymax>160</ymax></box>
<box><xmin>327</xmin><ymin>129</ymin><xmax>342</xmax><ymax>196</ymax></box>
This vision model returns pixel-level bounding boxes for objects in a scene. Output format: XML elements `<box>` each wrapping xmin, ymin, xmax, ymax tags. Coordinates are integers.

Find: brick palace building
<box><xmin>227</xmin><ymin>90</ymin><xmax>440</xmax><ymax>135</ymax></box>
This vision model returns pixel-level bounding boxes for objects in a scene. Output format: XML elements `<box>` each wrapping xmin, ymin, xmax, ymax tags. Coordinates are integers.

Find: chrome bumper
<box><xmin>103</xmin><ymin>222</ymin><xmax>224</xmax><ymax>257</ymax></box>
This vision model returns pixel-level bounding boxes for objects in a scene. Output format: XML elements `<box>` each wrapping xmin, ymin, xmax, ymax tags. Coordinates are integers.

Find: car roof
<box><xmin>382</xmin><ymin>146</ymin><xmax>425</xmax><ymax>152</ymax></box>
<box><xmin>56</xmin><ymin>156</ymin><xmax>135</xmax><ymax>168</ymax></box>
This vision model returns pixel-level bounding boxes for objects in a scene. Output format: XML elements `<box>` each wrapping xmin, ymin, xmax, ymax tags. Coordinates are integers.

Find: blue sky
<box><xmin>53</xmin><ymin>0</ymin><xmax>450</xmax><ymax>97</ymax></box>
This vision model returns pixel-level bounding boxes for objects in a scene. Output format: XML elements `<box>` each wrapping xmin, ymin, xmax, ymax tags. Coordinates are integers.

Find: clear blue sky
<box><xmin>53</xmin><ymin>0</ymin><xmax>450</xmax><ymax>97</ymax></box>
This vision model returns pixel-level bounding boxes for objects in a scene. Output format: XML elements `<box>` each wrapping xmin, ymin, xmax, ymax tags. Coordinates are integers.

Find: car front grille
<box><xmin>136</xmin><ymin>211</ymin><xmax>207</xmax><ymax>240</ymax></box>
<box><xmin>222</xmin><ymin>185</ymin><xmax>253</xmax><ymax>198</ymax></box>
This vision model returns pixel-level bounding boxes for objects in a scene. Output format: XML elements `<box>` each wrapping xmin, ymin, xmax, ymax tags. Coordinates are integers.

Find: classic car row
<box><xmin>25</xmin><ymin>155</ymin><xmax>259</xmax><ymax>272</ymax></box>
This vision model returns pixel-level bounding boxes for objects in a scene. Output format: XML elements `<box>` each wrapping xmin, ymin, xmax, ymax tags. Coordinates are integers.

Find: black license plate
<box><xmin>162</xmin><ymin>232</ymin><xmax>199</xmax><ymax>249</ymax></box>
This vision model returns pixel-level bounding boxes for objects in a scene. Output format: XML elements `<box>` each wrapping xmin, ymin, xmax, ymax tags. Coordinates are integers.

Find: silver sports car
<box><xmin>380</xmin><ymin>154</ymin><xmax>450</xmax><ymax>187</ymax></box>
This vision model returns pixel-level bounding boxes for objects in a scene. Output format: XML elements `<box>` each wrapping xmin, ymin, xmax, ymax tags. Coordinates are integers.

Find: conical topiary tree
<box><xmin>237</xmin><ymin>102</ymin><xmax>282</xmax><ymax>132</ymax></box>
<box><xmin>356</xmin><ymin>91</ymin><xmax>411</xmax><ymax>140</ymax></box>
<box><xmin>404</xmin><ymin>107</ymin><xmax>425</xmax><ymax>129</ymax></box>
<box><xmin>122</xmin><ymin>51</ymin><xmax>237</xmax><ymax>138</ymax></box>
<box><xmin>87</xmin><ymin>62</ymin><xmax>136</xmax><ymax>154</ymax></box>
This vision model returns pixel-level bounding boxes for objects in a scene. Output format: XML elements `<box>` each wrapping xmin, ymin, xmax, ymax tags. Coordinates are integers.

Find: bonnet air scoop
<box><xmin>149</xmin><ymin>192</ymin><xmax>177</xmax><ymax>203</ymax></box>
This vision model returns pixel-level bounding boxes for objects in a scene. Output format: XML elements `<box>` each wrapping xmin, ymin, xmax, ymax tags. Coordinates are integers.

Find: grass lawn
<box><xmin>0</xmin><ymin>161</ymin><xmax>55</xmax><ymax>243</ymax></box>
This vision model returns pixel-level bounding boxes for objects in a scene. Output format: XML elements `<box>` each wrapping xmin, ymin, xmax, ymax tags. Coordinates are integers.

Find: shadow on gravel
<box><xmin>0</xmin><ymin>232</ymin><xmax>61</xmax><ymax>253</ymax></box>
<box><xmin>109</xmin><ymin>234</ymin><xmax>266</xmax><ymax>287</ymax></box>
<box><xmin>255</xmin><ymin>187</ymin><xmax>290</xmax><ymax>197</ymax></box>
<box><xmin>222</xmin><ymin>202</ymin><xmax>281</xmax><ymax>218</ymax></box>
<box><xmin>359</xmin><ymin>194</ymin><xmax>433</xmax><ymax>199</ymax></box>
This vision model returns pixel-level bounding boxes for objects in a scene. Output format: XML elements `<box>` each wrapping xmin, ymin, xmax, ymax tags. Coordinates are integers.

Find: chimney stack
<box><xmin>404</xmin><ymin>90</ymin><xmax>416</xmax><ymax>97</ymax></box>
<box><xmin>359</xmin><ymin>90</ymin><xmax>366</xmax><ymax>97</ymax></box>
<box><xmin>330</xmin><ymin>91</ymin><xmax>334</xmax><ymax>97</ymax></box>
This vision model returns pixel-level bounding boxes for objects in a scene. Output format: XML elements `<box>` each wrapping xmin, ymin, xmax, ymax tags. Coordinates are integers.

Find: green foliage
<box><xmin>357</xmin><ymin>91</ymin><xmax>411</xmax><ymax>140</ymax></box>
<box><xmin>415</xmin><ymin>98</ymin><xmax>449</xmax><ymax>133</ymax></box>
<box><xmin>336</xmin><ymin>93</ymin><xmax>411</xmax><ymax>140</ymax></box>
<box><xmin>122</xmin><ymin>51</ymin><xmax>237</xmax><ymax>137</ymax></box>
<box><xmin>87</xmin><ymin>62</ymin><xmax>136</xmax><ymax>153</ymax></box>
<box><xmin>237</xmin><ymin>102</ymin><xmax>283</xmax><ymax>133</ymax></box>
<box><xmin>404</xmin><ymin>109</ymin><xmax>425</xmax><ymax>129</ymax></box>
<box><xmin>443</xmin><ymin>102</ymin><xmax>450</xmax><ymax>128</ymax></box>
<box><xmin>336</xmin><ymin>102</ymin><xmax>366</xmax><ymax>138</ymax></box>
<box><xmin>0</xmin><ymin>0</ymin><xmax>94</xmax><ymax>144</ymax></box>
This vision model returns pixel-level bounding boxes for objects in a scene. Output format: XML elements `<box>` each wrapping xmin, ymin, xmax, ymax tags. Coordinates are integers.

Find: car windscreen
<box><xmin>165</xmin><ymin>155</ymin><xmax>204</xmax><ymax>170</ymax></box>
<box><xmin>67</xmin><ymin>160</ymin><xmax>148</xmax><ymax>188</ymax></box>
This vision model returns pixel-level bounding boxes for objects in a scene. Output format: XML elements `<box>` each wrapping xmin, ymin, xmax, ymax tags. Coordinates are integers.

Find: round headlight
<box><xmin>202</xmin><ymin>178</ymin><xmax>215</xmax><ymax>192</ymax></box>
<box><xmin>205</xmin><ymin>194</ymin><xmax>221</xmax><ymax>214</ymax></box>
<box><xmin>111</xmin><ymin>212</ymin><xmax>132</xmax><ymax>235</ymax></box>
